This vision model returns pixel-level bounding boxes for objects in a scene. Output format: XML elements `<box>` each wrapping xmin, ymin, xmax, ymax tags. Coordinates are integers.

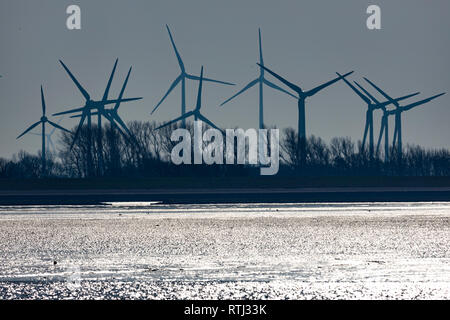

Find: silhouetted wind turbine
<box><xmin>151</xmin><ymin>25</ymin><xmax>234</xmax><ymax>127</ymax></box>
<box><xmin>352</xmin><ymin>81</ymin><xmax>408</xmax><ymax>162</ymax></box>
<box><xmin>338</xmin><ymin>73</ymin><xmax>420</xmax><ymax>159</ymax></box>
<box><xmin>364</xmin><ymin>77</ymin><xmax>446</xmax><ymax>161</ymax></box>
<box><xmin>17</xmin><ymin>86</ymin><xmax>71</xmax><ymax>176</ymax></box>
<box><xmin>258</xmin><ymin>63</ymin><xmax>353</xmax><ymax>164</ymax></box>
<box><xmin>220</xmin><ymin>29</ymin><xmax>296</xmax><ymax>129</ymax></box>
<box><xmin>54</xmin><ymin>59</ymin><xmax>142</xmax><ymax>176</ymax></box>
<box><xmin>70</xmin><ymin>67</ymin><xmax>138</xmax><ymax>141</ymax></box>
<box><xmin>155</xmin><ymin>67</ymin><xmax>223</xmax><ymax>133</ymax></box>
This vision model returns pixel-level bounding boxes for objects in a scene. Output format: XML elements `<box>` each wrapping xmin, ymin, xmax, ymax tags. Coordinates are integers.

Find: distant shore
<box><xmin>1</xmin><ymin>186</ymin><xmax>450</xmax><ymax>205</ymax></box>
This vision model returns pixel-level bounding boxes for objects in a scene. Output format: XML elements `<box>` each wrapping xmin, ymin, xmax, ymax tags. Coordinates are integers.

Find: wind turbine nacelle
<box><xmin>41</xmin><ymin>116</ymin><xmax>48</xmax><ymax>122</ymax></box>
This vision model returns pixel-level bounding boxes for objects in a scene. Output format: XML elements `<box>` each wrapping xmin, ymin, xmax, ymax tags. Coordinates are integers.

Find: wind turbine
<box><xmin>17</xmin><ymin>86</ymin><xmax>71</xmax><ymax>176</ymax></box>
<box><xmin>257</xmin><ymin>63</ymin><xmax>353</xmax><ymax>165</ymax></box>
<box><xmin>338</xmin><ymin>73</ymin><xmax>420</xmax><ymax>159</ymax></box>
<box><xmin>220</xmin><ymin>28</ymin><xmax>296</xmax><ymax>129</ymax></box>
<box><xmin>30</xmin><ymin>117</ymin><xmax>65</xmax><ymax>154</ymax></box>
<box><xmin>53</xmin><ymin>59</ymin><xmax>142</xmax><ymax>176</ymax></box>
<box><xmin>70</xmin><ymin>67</ymin><xmax>139</xmax><ymax>142</ymax></box>
<box><xmin>155</xmin><ymin>66</ymin><xmax>223</xmax><ymax>133</ymax></box>
<box><xmin>151</xmin><ymin>25</ymin><xmax>234</xmax><ymax>127</ymax></box>
<box><xmin>351</xmin><ymin>81</ymin><xmax>409</xmax><ymax>162</ymax></box>
<box><xmin>364</xmin><ymin>77</ymin><xmax>446</xmax><ymax>161</ymax></box>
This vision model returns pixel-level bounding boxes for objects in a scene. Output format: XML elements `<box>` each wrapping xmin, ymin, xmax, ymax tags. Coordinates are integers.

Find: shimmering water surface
<box><xmin>0</xmin><ymin>202</ymin><xmax>449</xmax><ymax>299</ymax></box>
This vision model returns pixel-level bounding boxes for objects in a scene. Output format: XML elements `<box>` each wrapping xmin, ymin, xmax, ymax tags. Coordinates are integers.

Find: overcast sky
<box><xmin>0</xmin><ymin>0</ymin><xmax>449</xmax><ymax>158</ymax></box>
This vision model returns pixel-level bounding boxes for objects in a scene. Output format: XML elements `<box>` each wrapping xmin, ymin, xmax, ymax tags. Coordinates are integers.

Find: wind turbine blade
<box><xmin>220</xmin><ymin>79</ymin><xmax>259</xmax><ymax>106</ymax></box>
<box><xmin>40</xmin><ymin>86</ymin><xmax>46</xmax><ymax>115</ymax></box>
<box><xmin>354</xmin><ymin>81</ymin><xmax>381</xmax><ymax>105</ymax></box>
<box><xmin>59</xmin><ymin>60</ymin><xmax>90</xmax><ymax>101</ymax></box>
<box><xmin>71</xmin><ymin>112</ymin><xmax>100</xmax><ymax>118</ymax></box>
<box><xmin>195</xmin><ymin>66</ymin><xmax>204</xmax><ymax>111</ymax></box>
<box><xmin>363</xmin><ymin>77</ymin><xmax>397</xmax><ymax>105</ymax></box>
<box><xmin>393</xmin><ymin>121</ymin><xmax>399</xmax><ymax>148</ymax></box>
<box><xmin>336</xmin><ymin>73</ymin><xmax>370</xmax><ymax>104</ymax></box>
<box><xmin>113</xmin><ymin>67</ymin><xmax>133</xmax><ymax>111</ymax></box>
<box><xmin>258</xmin><ymin>28</ymin><xmax>264</xmax><ymax>65</ymax></box>
<box><xmin>197</xmin><ymin>114</ymin><xmax>225</xmax><ymax>135</ymax></box>
<box><xmin>17</xmin><ymin>121</ymin><xmax>42</xmax><ymax>139</ymax></box>
<box><xmin>166</xmin><ymin>25</ymin><xmax>185</xmax><ymax>72</ymax></box>
<box><xmin>53</xmin><ymin>106</ymin><xmax>86</xmax><ymax>116</ymax></box>
<box><xmin>113</xmin><ymin>67</ymin><xmax>132</xmax><ymax>111</ymax></box>
<box><xmin>263</xmin><ymin>79</ymin><xmax>298</xmax><ymax>99</ymax></box>
<box><xmin>155</xmin><ymin>111</ymin><xmax>195</xmax><ymax>130</ymax></box>
<box><xmin>107</xmin><ymin>116</ymin><xmax>128</xmax><ymax>139</ymax></box>
<box><xmin>49</xmin><ymin>118</ymin><xmax>64</xmax><ymax>136</ymax></box>
<box><xmin>306</xmin><ymin>71</ymin><xmax>354</xmax><ymax>97</ymax></box>
<box><xmin>48</xmin><ymin>137</ymin><xmax>56</xmax><ymax>154</ymax></box>
<box><xmin>48</xmin><ymin>120</ymin><xmax>71</xmax><ymax>134</ymax></box>
<box><xmin>70</xmin><ymin>113</ymin><xmax>87</xmax><ymax>150</ymax></box>
<box><xmin>103</xmin><ymin>97</ymin><xmax>143</xmax><ymax>105</ymax></box>
<box><xmin>394</xmin><ymin>92</ymin><xmax>421</xmax><ymax>103</ymax></box>
<box><xmin>375</xmin><ymin>92</ymin><xmax>421</xmax><ymax>109</ymax></box>
<box><xmin>99</xmin><ymin>108</ymin><xmax>119</xmax><ymax>129</ymax></box>
<box><xmin>257</xmin><ymin>63</ymin><xmax>302</xmax><ymax>93</ymax></box>
<box><xmin>402</xmin><ymin>93</ymin><xmax>446</xmax><ymax>112</ymax></box>
<box><xmin>151</xmin><ymin>75</ymin><xmax>182</xmax><ymax>115</ymax></box>
<box><xmin>186</xmin><ymin>74</ymin><xmax>234</xmax><ymax>86</ymax></box>
<box><xmin>102</xmin><ymin>58</ymin><xmax>118</xmax><ymax>101</ymax></box>
<box><xmin>362</xmin><ymin>112</ymin><xmax>370</xmax><ymax>149</ymax></box>
<box><xmin>111</xmin><ymin>114</ymin><xmax>133</xmax><ymax>137</ymax></box>
<box><xmin>376</xmin><ymin>116</ymin><xmax>386</xmax><ymax>153</ymax></box>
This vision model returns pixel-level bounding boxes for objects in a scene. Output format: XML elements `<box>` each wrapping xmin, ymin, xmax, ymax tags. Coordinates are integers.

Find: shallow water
<box><xmin>0</xmin><ymin>202</ymin><xmax>449</xmax><ymax>299</ymax></box>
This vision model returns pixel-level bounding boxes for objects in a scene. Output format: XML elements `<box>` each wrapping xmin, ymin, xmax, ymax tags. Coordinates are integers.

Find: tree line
<box><xmin>1</xmin><ymin>121</ymin><xmax>449</xmax><ymax>178</ymax></box>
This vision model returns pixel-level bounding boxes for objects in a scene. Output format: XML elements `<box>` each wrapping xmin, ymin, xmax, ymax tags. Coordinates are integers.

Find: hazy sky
<box><xmin>0</xmin><ymin>0</ymin><xmax>449</xmax><ymax>158</ymax></box>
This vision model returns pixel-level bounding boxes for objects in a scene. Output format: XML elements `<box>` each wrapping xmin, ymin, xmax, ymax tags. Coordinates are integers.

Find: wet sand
<box><xmin>0</xmin><ymin>202</ymin><xmax>449</xmax><ymax>299</ymax></box>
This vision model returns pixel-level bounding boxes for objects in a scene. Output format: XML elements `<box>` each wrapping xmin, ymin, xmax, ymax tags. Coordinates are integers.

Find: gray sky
<box><xmin>0</xmin><ymin>0</ymin><xmax>449</xmax><ymax>158</ymax></box>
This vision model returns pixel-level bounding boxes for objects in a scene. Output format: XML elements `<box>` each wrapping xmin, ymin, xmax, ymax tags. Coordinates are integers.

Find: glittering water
<box><xmin>0</xmin><ymin>202</ymin><xmax>449</xmax><ymax>299</ymax></box>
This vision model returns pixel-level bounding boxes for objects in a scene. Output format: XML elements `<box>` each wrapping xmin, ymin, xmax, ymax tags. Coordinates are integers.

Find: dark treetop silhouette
<box><xmin>151</xmin><ymin>25</ymin><xmax>234</xmax><ymax>128</ymax></box>
<box><xmin>17</xmin><ymin>86</ymin><xmax>71</xmax><ymax>176</ymax></box>
<box><xmin>220</xmin><ymin>28</ymin><xmax>296</xmax><ymax>129</ymax></box>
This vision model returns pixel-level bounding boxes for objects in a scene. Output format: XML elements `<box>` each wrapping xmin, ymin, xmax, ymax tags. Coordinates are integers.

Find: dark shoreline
<box><xmin>1</xmin><ymin>187</ymin><xmax>449</xmax><ymax>205</ymax></box>
<box><xmin>1</xmin><ymin>177</ymin><xmax>449</xmax><ymax>205</ymax></box>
